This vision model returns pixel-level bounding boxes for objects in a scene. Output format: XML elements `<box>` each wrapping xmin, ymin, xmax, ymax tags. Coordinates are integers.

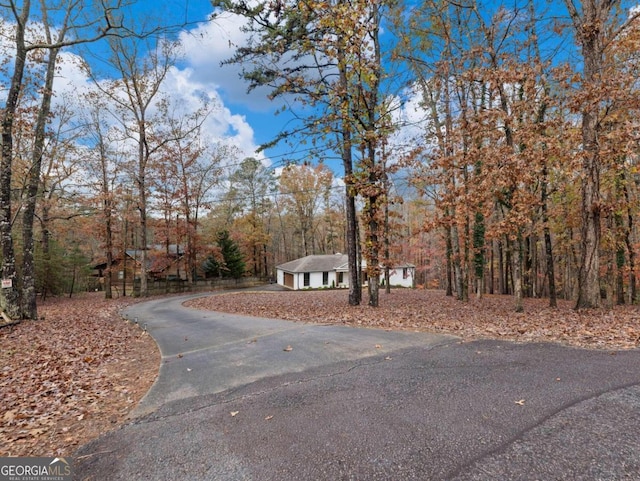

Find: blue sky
<box><xmin>51</xmin><ymin>0</ymin><xmax>639</xmax><ymax>183</ymax></box>
<box><xmin>68</xmin><ymin>0</ymin><xmax>306</xmax><ymax>172</ymax></box>
<box><xmin>117</xmin><ymin>0</ymin><xmax>408</xmax><ymax>176</ymax></box>
<box><xmin>158</xmin><ymin>0</ymin><xmax>307</xmax><ymax>169</ymax></box>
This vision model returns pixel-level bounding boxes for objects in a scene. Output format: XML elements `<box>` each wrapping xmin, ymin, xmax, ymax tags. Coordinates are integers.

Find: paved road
<box><xmin>76</xmin><ymin>292</ymin><xmax>640</xmax><ymax>480</ymax></box>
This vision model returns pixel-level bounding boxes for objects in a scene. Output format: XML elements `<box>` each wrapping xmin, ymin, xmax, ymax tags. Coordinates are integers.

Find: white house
<box><xmin>276</xmin><ymin>254</ymin><xmax>415</xmax><ymax>290</ymax></box>
<box><xmin>384</xmin><ymin>263</ymin><xmax>417</xmax><ymax>289</ymax></box>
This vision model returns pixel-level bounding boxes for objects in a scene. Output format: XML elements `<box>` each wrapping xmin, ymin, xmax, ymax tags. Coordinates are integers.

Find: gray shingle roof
<box><xmin>276</xmin><ymin>254</ymin><xmax>348</xmax><ymax>273</ymax></box>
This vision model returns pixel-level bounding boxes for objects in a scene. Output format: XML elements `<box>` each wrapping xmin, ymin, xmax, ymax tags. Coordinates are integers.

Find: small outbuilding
<box><xmin>276</xmin><ymin>254</ymin><xmax>415</xmax><ymax>290</ymax></box>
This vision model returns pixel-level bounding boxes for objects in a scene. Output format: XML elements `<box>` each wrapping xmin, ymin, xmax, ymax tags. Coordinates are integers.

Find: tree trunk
<box><xmin>543</xmin><ymin>218</ymin><xmax>557</xmax><ymax>308</ymax></box>
<box><xmin>505</xmin><ymin>237</ymin><xmax>512</xmax><ymax>295</ymax></box>
<box><xmin>69</xmin><ymin>264</ymin><xmax>76</xmax><ymax>298</ymax></box>
<box><xmin>451</xmin><ymin>223</ymin><xmax>464</xmax><ymax>301</ymax></box>
<box><xmin>39</xmin><ymin>205</ymin><xmax>52</xmax><ymax>301</ymax></box>
<box><xmin>100</xmin><ymin>136</ymin><xmax>114</xmax><ymax>299</ymax></box>
<box><xmin>532</xmin><ymin>234</ymin><xmax>540</xmax><ymax>298</ymax></box>
<box><xmin>368</xmin><ymin>270</ymin><xmax>380</xmax><ymax>307</ymax></box>
<box><xmin>498</xmin><ymin>239</ymin><xmax>505</xmax><ymax>295</ymax></box>
<box><xmin>489</xmin><ymin>240</ymin><xmax>494</xmax><ymax>295</ymax></box>
<box><xmin>512</xmin><ymin>234</ymin><xmax>524</xmax><ymax>312</ymax></box>
<box><xmin>344</xmin><ymin>156</ymin><xmax>360</xmax><ymax>306</ymax></box>
<box><xmin>139</xmin><ymin>185</ymin><xmax>148</xmax><ymax>297</ymax></box>
<box><xmin>523</xmin><ymin>236</ymin><xmax>532</xmax><ymax>298</ymax></box>
<box><xmin>623</xmin><ymin>182</ymin><xmax>637</xmax><ymax>303</ymax></box>
<box><xmin>445</xmin><ymin>224</ymin><xmax>453</xmax><ymax>296</ymax></box>
<box><xmin>338</xmin><ymin>45</ymin><xmax>361</xmax><ymax>306</ymax></box>
<box><xmin>22</xmin><ymin>45</ymin><xmax>60</xmax><ymax>319</ymax></box>
<box><xmin>384</xmin><ymin>183</ymin><xmax>391</xmax><ymax>295</ymax></box>
<box><xmin>366</xmin><ymin>193</ymin><xmax>380</xmax><ymax>307</ymax></box>
<box><xmin>104</xmin><ymin>240</ymin><xmax>113</xmax><ymax>300</ymax></box>
<box><xmin>575</xmin><ymin>103</ymin><xmax>601</xmax><ymax>309</ymax></box>
<box><xmin>473</xmin><ymin>211</ymin><xmax>485</xmax><ymax>299</ymax></box>
<box><xmin>137</xmin><ymin>121</ymin><xmax>148</xmax><ymax>297</ymax></box>
<box><xmin>564</xmin><ymin>0</ymin><xmax>609</xmax><ymax>309</ymax></box>
<box><xmin>122</xmin><ymin>219</ymin><xmax>128</xmax><ymax>296</ymax></box>
<box><xmin>263</xmin><ymin>244</ymin><xmax>269</xmax><ymax>279</ymax></box>
<box><xmin>463</xmin><ymin>204</ymin><xmax>470</xmax><ymax>302</ymax></box>
<box><xmin>616</xmin><ymin>241</ymin><xmax>625</xmax><ymax>305</ymax></box>
<box><xmin>0</xmin><ymin>3</ymin><xmax>30</xmax><ymax>321</ymax></box>
<box><xmin>541</xmin><ymin>165</ymin><xmax>557</xmax><ymax>307</ymax></box>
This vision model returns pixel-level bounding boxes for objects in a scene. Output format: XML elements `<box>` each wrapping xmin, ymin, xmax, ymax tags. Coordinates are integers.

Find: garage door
<box><xmin>284</xmin><ymin>272</ymin><xmax>294</xmax><ymax>288</ymax></box>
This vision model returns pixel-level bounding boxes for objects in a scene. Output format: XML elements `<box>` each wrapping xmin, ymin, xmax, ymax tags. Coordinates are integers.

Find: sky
<box><xmin>74</xmin><ymin>0</ymin><xmax>422</xmax><ymax>178</ymax></box>
<box><xmin>6</xmin><ymin>0</ymin><xmax>559</xmax><ymax>182</ymax></box>
<box><xmin>66</xmin><ymin>0</ymin><xmax>600</xmax><ymax>190</ymax></box>
<box><xmin>42</xmin><ymin>0</ymin><xmax>304</xmax><ymax>175</ymax></box>
<box><xmin>0</xmin><ymin>0</ymin><xmax>393</xmax><ymax>203</ymax></box>
<box><xmin>145</xmin><ymin>0</ymin><xmax>313</xmax><ymax>170</ymax></box>
<box><xmin>13</xmin><ymin>0</ymin><xmax>638</xmax><ymax>186</ymax></box>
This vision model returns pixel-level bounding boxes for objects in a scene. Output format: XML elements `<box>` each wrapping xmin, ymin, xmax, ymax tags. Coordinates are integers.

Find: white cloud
<box><xmin>52</xmin><ymin>52</ymin><xmax>93</xmax><ymax>96</ymax></box>
<box><xmin>178</xmin><ymin>12</ymin><xmax>277</xmax><ymax>111</ymax></box>
<box><xmin>43</xmin><ymin>42</ymin><xmax>265</xmax><ymax>163</ymax></box>
<box><xmin>160</xmin><ymin>65</ymin><xmax>265</xmax><ymax>162</ymax></box>
<box><xmin>385</xmin><ymin>83</ymin><xmax>431</xmax><ymax>162</ymax></box>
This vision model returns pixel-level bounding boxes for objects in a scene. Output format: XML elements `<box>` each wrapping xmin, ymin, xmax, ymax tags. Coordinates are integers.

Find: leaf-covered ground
<box><xmin>0</xmin><ymin>293</ymin><xmax>159</xmax><ymax>457</ymax></box>
<box><xmin>186</xmin><ymin>289</ymin><xmax>640</xmax><ymax>350</ymax></box>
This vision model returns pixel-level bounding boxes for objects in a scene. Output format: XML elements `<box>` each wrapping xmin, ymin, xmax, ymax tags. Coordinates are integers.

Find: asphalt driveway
<box><xmin>75</xmin><ymin>292</ymin><xmax>640</xmax><ymax>480</ymax></box>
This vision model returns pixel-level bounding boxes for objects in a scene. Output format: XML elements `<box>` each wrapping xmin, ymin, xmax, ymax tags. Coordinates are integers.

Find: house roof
<box><xmin>334</xmin><ymin>259</ymin><xmax>366</xmax><ymax>272</ymax></box>
<box><xmin>276</xmin><ymin>254</ymin><xmax>348</xmax><ymax>273</ymax></box>
<box><xmin>390</xmin><ymin>263</ymin><xmax>416</xmax><ymax>269</ymax></box>
<box><xmin>125</xmin><ymin>247</ymin><xmax>186</xmax><ymax>273</ymax></box>
<box><xmin>277</xmin><ymin>254</ymin><xmax>415</xmax><ymax>273</ymax></box>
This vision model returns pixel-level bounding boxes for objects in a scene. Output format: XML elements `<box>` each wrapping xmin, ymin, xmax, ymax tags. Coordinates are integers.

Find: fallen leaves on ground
<box><xmin>185</xmin><ymin>289</ymin><xmax>640</xmax><ymax>350</ymax></box>
<box><xmin>0</xmin><ymin>293</ymin><xmax>159</xmax><ymax>457</ymax></box>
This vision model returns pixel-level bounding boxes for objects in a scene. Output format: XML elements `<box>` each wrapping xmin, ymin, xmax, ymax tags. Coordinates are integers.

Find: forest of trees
<box><xmin>1</xmin><ymin>0</ymin><xmax>640</xmax><ymax>321</ymax></box>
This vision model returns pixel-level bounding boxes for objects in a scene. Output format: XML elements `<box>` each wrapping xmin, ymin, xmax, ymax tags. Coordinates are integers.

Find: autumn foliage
<box><xmin>2</xmin><ymin>0</ymin><xmax>640</xmax><ymax>319</ymax></box>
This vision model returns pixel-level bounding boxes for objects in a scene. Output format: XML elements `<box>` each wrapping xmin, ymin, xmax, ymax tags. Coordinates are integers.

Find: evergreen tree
<box><xmin>202</xmin><ymin>255</ymin><xmax>222</xmax><ymax>279</ymax></box>
<box><xmin>203</xmin><ymin>231</ymin><xmax>246</xmax><ymax>279</ymax></box>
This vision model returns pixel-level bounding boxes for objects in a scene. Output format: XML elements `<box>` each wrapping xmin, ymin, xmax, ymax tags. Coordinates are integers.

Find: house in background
<box><xmin>276</xmin><ymin>253</ymin><xmax>415</xmax><ymax>290</ymax></box>
<box><xmin>92</xmin><ymin>245</ymin><xmax>187</xmax><ymax>294</ymax></box>
<box><xmin>276</xmin><ymin>254</ymin><xmax>351</xmax><ymax>290</ymax></box>
<box><xmin>383</xmin><ymin>263</ymin><xmax>416</xmax><ymax>288</ymax></box>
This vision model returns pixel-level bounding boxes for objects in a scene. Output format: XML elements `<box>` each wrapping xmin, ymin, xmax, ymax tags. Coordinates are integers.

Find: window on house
<box><xmin>338</xmin><ymin>272</ymin><xmax>344</xmax><ymax>284</ymax></box>
<box><xmin>322</xmin><ymin>272</ymin><xmax>329</xmax><ymax>285</ymax></box>
<box><xmin>303</xmin><ymin>272</ymin><xmax>310</xmax><ymax>287</ymax></box>
<box><xmin>403</xmin><ymin>268</ymin><xmax>408</xmax><ymax>279</ymax></box>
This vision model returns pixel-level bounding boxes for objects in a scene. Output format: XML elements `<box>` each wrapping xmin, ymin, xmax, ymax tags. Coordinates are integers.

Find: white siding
<box><xmin>388</xmin><ymin>267</ymin><xmax>415</xmax><ymax>288</ymax></box>
<box><xmin>276</xmin><ymin>265</ymin><xmax>414</xmax><ymax>290</ymax></box>
<box><xmin>276</xmin><ymin>269</ymin><xmax>339</xmax><ymax>290</ymax></box>
<box><xmin>300</xmin><ymin>271</ymin><xmax>334</xmax><ymax>289</ymax></box>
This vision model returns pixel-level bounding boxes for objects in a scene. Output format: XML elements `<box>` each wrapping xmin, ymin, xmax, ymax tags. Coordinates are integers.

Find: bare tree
<box><xmin>0</xmin><ymin>0</ymin><xmax>124</xmax><ymax>320</ymax></box>
<box><xmin>90</xmin><ymin>35</ymin><xmax>179</xmax><ymax>296</ymax></box>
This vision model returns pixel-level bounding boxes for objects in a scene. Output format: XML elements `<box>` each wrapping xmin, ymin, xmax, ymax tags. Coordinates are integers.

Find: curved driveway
<box><xmin>76</xmin><ymin>291</ymin><xmax>640</xmax><ymax>480</ymax></box>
